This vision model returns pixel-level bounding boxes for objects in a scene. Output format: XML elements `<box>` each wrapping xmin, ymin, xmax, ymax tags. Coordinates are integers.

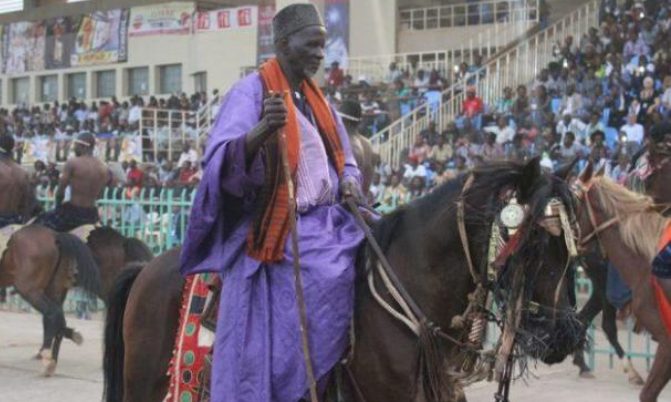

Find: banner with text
<box><xmin>195</xmin><ymin>6</ymin><xmax>257</xmax><ymax>33</ymax></box>
<box><xmin>129</xmin><ymin>2</ymin><xmax>194</xmax><ymax>37</ymax></box>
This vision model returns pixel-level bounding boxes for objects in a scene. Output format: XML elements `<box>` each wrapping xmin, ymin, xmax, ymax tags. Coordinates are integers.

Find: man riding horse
<box><xmin>0</xmin><ymin>134</ymin><xmax>38</xmax><ymax>302</ymax></box>
<box><xmin>33</xmin><ymin>132</ymin><xmax>112</xmax><ymax>232</ymax></box>
<box><xmin>0</xmin><ymin>134</ymin><xmax>37</xmax><ymax>227</ymax></box>
<box><xmin>180</xmin><ymin>4</ymin><xmax>365</xmax><ymax>401</ymax></box>
<box><xmin>645</xmin><ymin>121</ymin><xmax>671</xmax><ymax>317</ymax></box>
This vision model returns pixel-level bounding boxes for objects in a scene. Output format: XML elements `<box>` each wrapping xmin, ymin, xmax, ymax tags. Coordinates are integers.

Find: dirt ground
<box><xmin>1</xmin><ymin>310</ymin><xmax>670</xmax><ymax>402</ymax></box>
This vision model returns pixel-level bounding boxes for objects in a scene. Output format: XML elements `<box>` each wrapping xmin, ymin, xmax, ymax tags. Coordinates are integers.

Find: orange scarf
<box><xmin>247</xmin><ymin>58</ymin><xmax>345</xmax><ymax>262</ymax></box>
<box><xmin>652</xmin><ymin>222</ymin><xmax>671</xmax><ymax>336</ymax></box>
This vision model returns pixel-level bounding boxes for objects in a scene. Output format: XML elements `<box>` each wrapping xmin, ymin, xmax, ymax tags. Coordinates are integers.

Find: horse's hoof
<box><xmin>628</xmin><ymin>375</ymin><xmax>645</xmax><ymax>386</ymax></box>
<box><xmin>42</xmin><ymin>359</ymin><xmax>56</xmax><ymax>377</ymax></box>
<box><xmin>71</xmin><ymin>331</ymin><xmax>84</xmax><ymax>345</ymax></box>
<box><xmin>40</xmin><ymin>350</ymin><xmax>56</xmax><ymax>377</ymax></box>
<box><xmin>579</xmin><ymin>371</ymin><xmax>595</xmax><ymax>379</ymax></box>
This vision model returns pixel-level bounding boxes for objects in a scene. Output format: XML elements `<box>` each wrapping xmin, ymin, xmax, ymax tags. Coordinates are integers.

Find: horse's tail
<box><xmin>55</xmin><ymin>232</ymin><xmax>101</xmax><ymax>297</ymax></box>
<box><xmin>103</xmin><ymin>264</ymin><xmax>142</xmax><ymax>402</ymax></box>
<box><xmin>123</xmin><ymin>237</ymin><xmax>154</xmax><ymax>262</ymax></box>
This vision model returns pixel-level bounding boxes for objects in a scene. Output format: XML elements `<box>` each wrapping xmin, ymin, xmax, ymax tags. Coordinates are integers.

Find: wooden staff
<box><xmin>273</xmin><ymin>90</ymin><xmax>320</xmax><ymax>402</ymax></box>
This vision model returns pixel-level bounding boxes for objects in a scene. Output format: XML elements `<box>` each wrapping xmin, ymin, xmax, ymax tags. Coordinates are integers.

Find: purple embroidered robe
<box><xmin>180</xmin><ymin>72</ymin><xmax>364</xmax><ymax>402</ymax></box>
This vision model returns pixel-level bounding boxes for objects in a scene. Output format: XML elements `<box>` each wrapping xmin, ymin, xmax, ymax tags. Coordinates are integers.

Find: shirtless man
<box><xmin>0</xmin><ymin>134</ymin><xmax>37</xmax><ymax>227</ymax></box>
<box><xmin>34</xmin><ymin>132</ymin><xmax>112</xmax><ymax>232</ymax></box>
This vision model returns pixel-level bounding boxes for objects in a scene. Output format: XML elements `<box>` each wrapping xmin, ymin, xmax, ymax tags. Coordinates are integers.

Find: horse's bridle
<box><xmin>573</xmin><ymin>181</ymin><xmax>618</xmax><ymax>256</ymax></box>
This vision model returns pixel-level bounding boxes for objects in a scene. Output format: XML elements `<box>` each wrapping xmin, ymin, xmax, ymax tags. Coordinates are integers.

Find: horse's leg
<box><xmin>600</xmin><ymin>302</ymin><xmax>645</xmax><ymax>386</ymax></box>
<box><xmin>572</xmin><ymin>287</ymin><xmax>602</xmax><ymax>377</ymax></box>
<box><xmin>18</xmin><ymin>291</ymin><xmax>66</xmax><ymax>376</ymax></box>
<box><xmin>640</xmin><ymin>344</ymin><xmax>671</xmax><ymax>402</ymax></box>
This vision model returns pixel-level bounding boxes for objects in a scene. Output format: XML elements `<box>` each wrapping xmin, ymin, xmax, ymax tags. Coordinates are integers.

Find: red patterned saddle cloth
<box><xmin>165</xmin><ymin>273</ymin><xmax>221</xmax><ymax>402</ymax></box>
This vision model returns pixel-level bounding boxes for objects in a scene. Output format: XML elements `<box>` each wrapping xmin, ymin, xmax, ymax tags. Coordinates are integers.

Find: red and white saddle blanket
<box><xmin>165</xmin><ymin>273</ymin><xmax>221</xmax><ymax>402</ymax></box>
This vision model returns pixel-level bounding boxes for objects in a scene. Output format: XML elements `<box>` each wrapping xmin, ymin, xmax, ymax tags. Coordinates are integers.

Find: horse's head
<box><xmin>477</xmin><ymin>157</ymin><xmax>584</xmax><ymax>365</ymax></box>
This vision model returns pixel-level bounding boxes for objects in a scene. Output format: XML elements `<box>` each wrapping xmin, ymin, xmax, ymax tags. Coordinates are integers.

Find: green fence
<box><xmin>576</xmin><ymin>277</ymin><xmax>655</xmax><ymax>370</ymax></box>
<box><xmin>39</xmin><ymin>187</ymin><xmax>195</xmax><ymax>254</ymax></box>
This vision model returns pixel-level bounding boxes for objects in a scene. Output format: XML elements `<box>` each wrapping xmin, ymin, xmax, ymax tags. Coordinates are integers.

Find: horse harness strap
<box><xmin>344</xmin><ymin>198</ymin><xmax>468</xmax><ymax>347</ymax></box>
<box><xmin>577</xmin><ymin>182</ymin><xmax>618</xmax><ymax>256</ymax></box>
<box><xmin>457</xmin><ymin>199</ymin><xmax>479</xmax><ymax>283</ymax></box>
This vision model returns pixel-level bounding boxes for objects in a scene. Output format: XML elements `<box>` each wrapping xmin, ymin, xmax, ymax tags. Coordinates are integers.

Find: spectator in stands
<box><xmin>368</xmin><ymin>173</ymin><xmax>384</xmax><ymax>204</ymax></box>
<box><xmin>419</xmin><ymin>121</ymin><xmax>439</xmax><ymax>144</ymax></box>
<box><xmin>126</xmin><ymin>159</ymin><xmax>144</xmax><ymax>190</ymax></box>
<box><xmin>158</xmin><ymin>160</ymin><xmax>176</xmax><ymax>186</ymax></box>
<box><xmin>414</xmin><ymin>69</ymin><xmax>430</xmax><ymax>94</ymax></box>
<box><xmin>128</xmin><ymin>99</ymin><xmax>142</xmax><ymax>128</ymax></box>
<box><xmin>460</xmin><ymin>86</ymin><xmax>484</xmax><ymax>129</ymax></box>
<box><xmin>408</xmin><ymin>135</ymin><xmax>431</xmax><ymax>163</ymax></box>
<box><xmin>482</xmin><ymin>132</ymin><xmax>504</xmax><ymax>160</ymax></box>
<box><xmin>377</xmin><ymin>173</ymin><xmax>408</xmax><ymax>214</ymax></box>
<box><xmin>45</xmin><ymin>162</ymin><xmax>60</xmax><ymax>189</ymax></box>
<box><xmin>559</xmin><ymin>84</ymin><xmax>583</xmax><ymax>117</ymax></box>
<box><xmin>620</xmin><ymin>113</ymin><xmax>645</xmax><ymax>145</ymax></box>
<box><xmin>506</xmin><ymin>133</ymin><xmax>531</xmax><ymax>162</ymax></box>
<box><xmin>428</xmin><ymin>135</ymin><xmax>453</xmax><ymax>162</ymax></box>
<box><xmin>556</xmin><ymin>113</ymin><xmax>587</xmax><ymax>142</ymax></box>
<box><xmin>529</xmin><ymin>85</ymin><xmax>553</xmax><ymax>127</ymax></box>
<box><xmin>394</xmin><ymin>79</ymin><xmax>414</xmax><ymax>116</ymax></box>
<box><xmin>557</xmin><ymin>131</ymin><xmax>586</xmax><ymax>163</ymax></box>
<box><xmin>511</xmin><ymin>85</ymin><xmax>530</xmax><ymax>126</ymax></box>
<box><xmin>31</xmin><ymin>160</ymin><xmax>47</xmax><ymax>186</ymax></box>
<box><xmin>623</xmin><ymin>30</ymin><xmax>649</xmax><ymax>61</ymax></box>
<box><xmin>327</xmin><ymin>61</ymin><xmax>344</xmax><ymax>87</ymax></box>
<box><xmin>489</xmin><ymin>116</ymin><xmax>515</xmax><ymax>145</ymax></box>
<box><xmin>585</xmin><ymin>112</ymin><xmax>606</xmax><ymax>142</ymax></box>
<box><xmin>403</xmin><ymin>156</ymin><xmax>427</xmax><ymax>182</ymax></box>
<box><xmin>494</xmin><ymin>86</ymin><xmax>514</xmax><ymax>117</ymax></box>
<box><xmin>386</xmin><ymin>62</ymin><xmax>402</xmax><ymax>84</ymax></box>
<box><xmin>638</xmin><ymin>76</ymin><xmax>661</xmax><ymax>123</ymax></box>
<box><xmin>589</xmin><ymin>129</ymin><xmax>610</xmax><ymax>161</ymax></box>
<box><xmin>408</xmin><ymin>176</ymin><xmax>427</xmax><ymax>200</ymax></box>
<box><xmin>177</xmin><ymin>160</ymin><xmax>198</xmax><ymax>187</ymax></box>
<box><xmin>177</xmin><ymin>141</ymin><xmax>199</xmax><ymax>167</ymax></box>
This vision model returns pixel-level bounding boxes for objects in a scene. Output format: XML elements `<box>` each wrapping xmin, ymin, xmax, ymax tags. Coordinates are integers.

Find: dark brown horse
<box><xmin>103</xmin><ymin>159</ymin><xmax>584</xmax><ymax>402</ymax></box>
<box><xmin>575</xmin><ymin>166</ymin><xmax>671</xmax><ymax>402</ymax></box>
<box><xmin>0</xmin><ymin>224</ymin><xmax>152</xmax><ymax>376</ymax></box>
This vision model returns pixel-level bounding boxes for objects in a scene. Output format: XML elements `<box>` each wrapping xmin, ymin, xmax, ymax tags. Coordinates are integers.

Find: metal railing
<box><xmin>347</xmin><ymin>17</ymin><xmax>535</xmax><ymax>85</ymax></box>
<box><xmin>372</xmin><ymin>0</ymin><xmax>599</xmax><ymax>168</ymax></box>
<box><xmin>399</xmin><ymin>0</ymin><xmax>539</xmax><ymax>31</ymax></box>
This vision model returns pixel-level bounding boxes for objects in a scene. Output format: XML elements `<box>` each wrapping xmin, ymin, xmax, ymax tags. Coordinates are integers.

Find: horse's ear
<box><xmin>578</xmin><ymin>161</ymin><xmax>593</xmax><ymax>184</ymax></box>
<box><xmin>519</xmin><ymin>156</ymin><xmax>542</xmax><ymax>198</ymax></box>
<box><xmin>554</xmin><ymin>156</ymin><xmax>579</xmax><ymax>181</ymax></box>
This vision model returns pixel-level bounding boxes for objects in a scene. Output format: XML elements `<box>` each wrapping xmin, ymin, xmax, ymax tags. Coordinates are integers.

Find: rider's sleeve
<box><xmin>652</xmin><ymin>241</ymin><xmax>671</xmax><ymax>279</ymax></box>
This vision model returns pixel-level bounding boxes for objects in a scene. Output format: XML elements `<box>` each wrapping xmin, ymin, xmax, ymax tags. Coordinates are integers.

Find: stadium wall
<box><xmin>0</xmin><ymin>0</ymin><xmax>396</xmax><ymax>107</ymax></box>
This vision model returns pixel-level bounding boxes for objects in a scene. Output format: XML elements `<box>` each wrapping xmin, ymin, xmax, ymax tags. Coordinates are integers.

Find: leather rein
<box><xmin>573</xmin><ymin>181</ymin><xmax>618</xmax><ymax>256</ymax></box>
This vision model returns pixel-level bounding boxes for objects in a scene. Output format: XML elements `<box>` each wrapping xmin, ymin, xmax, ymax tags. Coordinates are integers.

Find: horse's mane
<box><xmin>591</xmin><ymin>177</ymin><xmax>670</xmax><ymax>261</ymax></box>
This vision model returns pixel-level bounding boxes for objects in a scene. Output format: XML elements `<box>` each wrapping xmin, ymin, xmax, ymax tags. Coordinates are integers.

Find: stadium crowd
<box><xmin>5</xmin><ymin>0</ymin><xmax>670</xmax><ymax>216</ymax></box>
<box><xmin>366</xmin><ymin>0</ymin><xmax>670</xmax><ymax>212</ymax></box>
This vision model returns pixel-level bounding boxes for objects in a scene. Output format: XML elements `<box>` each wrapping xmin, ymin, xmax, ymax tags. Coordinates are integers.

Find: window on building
<box><xmin>127</xmin><ymin>67</ymin><xmax>149</xmax><ymax>96</ymax></box>
<box><xmin>96</xmin><ymin>70</ymin><xmax>116</xmax><ymax>98</ymax></box>
<box><xmin>39</xmin><ymin>75</ymin><xmax>58</xmax><ymax>102</ymax></box>
<box><xmin>67</xmin><ymin>72</ymin><xmax>87</xmax><ymax>99</ymax></box>
<box><xmin>159</xmin><ymin>64</ymin><xmax>182</xmax><ymax>94</ymax></box>
<box><xmin>193</xmin><ymin>72</ymin><xmax>207</xmax><ymax>94</ymax></box>
<box><xmin>0</xmin><ymin>0</ymin><xmax>23</xmax><ymax>14</ymax></box>
<box><xmin>11</xmin><ymin>77</ymin><xmax>29</xmax><ymax>104</ymax></box>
